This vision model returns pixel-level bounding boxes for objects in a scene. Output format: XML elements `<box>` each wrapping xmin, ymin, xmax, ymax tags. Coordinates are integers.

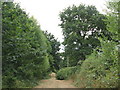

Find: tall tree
<box><xmin>59</xmin><ymin>4</ymin><xmax>107</xmax><ymax>66</ymax></box>
<box><xmin>2</xmin><ymin>2</ymin><xmax>50</xmax><ymax>88</ymax></box>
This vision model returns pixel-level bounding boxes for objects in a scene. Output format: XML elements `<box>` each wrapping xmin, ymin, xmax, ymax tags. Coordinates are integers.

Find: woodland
<box><xmin>2</xmin><ymin>1</ymin><xmax>119</xmax><ymax>88</ymax></box>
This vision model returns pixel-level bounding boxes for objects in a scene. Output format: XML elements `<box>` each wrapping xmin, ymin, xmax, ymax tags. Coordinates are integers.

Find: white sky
<box><xmin>14</xmin><ymin>0</ymin><xmax>108</xmax><ymax>43</ymax></box>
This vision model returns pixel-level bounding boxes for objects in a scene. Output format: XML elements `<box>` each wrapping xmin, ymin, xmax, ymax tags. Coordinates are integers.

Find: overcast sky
<box><xmin>14</xmin><ymin>0</ymin><xmax>108</xmax><ymax>43</ymax></box>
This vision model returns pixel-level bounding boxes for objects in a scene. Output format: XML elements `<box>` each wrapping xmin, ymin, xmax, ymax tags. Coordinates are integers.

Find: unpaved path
<box><xmin>35</xmin><ymin>73</ymin><xmax>77</xmax><ymax>88</ymax></box>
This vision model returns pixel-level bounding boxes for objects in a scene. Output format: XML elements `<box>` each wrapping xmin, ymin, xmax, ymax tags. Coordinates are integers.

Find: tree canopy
<box><xmin>2</xmin><ymin>2</ymin><xmax>51</xmax><ymax>88</ymax></box>
<box><xmin>59</xmin><ymin>4</ymin><xmax>107</xmax><ymax>66</ymax></box>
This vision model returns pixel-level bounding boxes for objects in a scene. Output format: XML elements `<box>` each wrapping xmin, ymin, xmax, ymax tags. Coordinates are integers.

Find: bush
<box><xmin>56</xmin><ymin>66</ymin><xmax>76</xmax><ymax>80</ymax></box>
<box><xmin>74</xmin><ymin>41</ymin><xmax>118</xmax><ymax>88</ymax></box>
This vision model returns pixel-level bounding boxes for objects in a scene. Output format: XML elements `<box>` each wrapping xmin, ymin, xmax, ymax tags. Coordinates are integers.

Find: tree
<box><xmin>43</xmin><ymin>31</ymin><xmax>62</xmax><ymax>72</ymax></box>
<box><xmin>105</xmin><ymin>1</ymin><xmax>119</xmax><ymax>41</ymax></box>
<box><xmin>2</xmin><ymin>2</ymin><xmax>50</xmax><ymax>88</ymax></box>
<box><xmin>74</xmin><ymin>1</ymin><xmax>119</xmax><ymax>88</ymax></box>
<box><xmin>59</xmin><ymin>4</ymin><xmax>107</xmax><ymax>66</ymax></box>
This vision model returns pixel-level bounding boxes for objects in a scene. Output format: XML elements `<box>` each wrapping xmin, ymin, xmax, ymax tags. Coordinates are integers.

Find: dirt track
<box><xmin>35</xmin><ymin>73</ymin><xmax>77</xmax><ymax>88</ymax></box>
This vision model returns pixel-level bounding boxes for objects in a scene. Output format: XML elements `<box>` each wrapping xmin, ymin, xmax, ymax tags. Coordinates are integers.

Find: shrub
<box><xmin>56</xmin><ymin>66</ymin><xmax>76</xmax><ymax>80</ymax></box>
<box><xmin>74</xmin><ymin>41</ymin><xmax>118</xmax><ymax>88</ymax></box>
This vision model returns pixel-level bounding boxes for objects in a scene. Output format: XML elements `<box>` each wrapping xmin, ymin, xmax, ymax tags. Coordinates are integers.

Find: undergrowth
<box><xmin>56</xmin><ymin>66</ymin><xmax>77</xmax><ymax>80</ymax></box>
<box><xmin>74</xmin><ymin>41</ymin><xmax>118</xmax><ymax>88</ymax></box>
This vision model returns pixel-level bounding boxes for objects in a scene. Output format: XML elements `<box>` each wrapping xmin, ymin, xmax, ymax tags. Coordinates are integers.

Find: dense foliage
<box><xmin>59</xmin><ymin>4</ymin><xmax>107</xmax><ymax>66</ymax></box>
<box><xmin>57</xmin><ymin>0</ymin><xmax>119</xmax><ymax>88</ymax></box>
<box><xmin>56</xmin><ymin>67</ymin><xmax>76</xmax><ymax>80</ymax></box>
<box><xmin>74</xmin><ymin>41</ymin><xmax>118</xmax><ymax>88</ymax></box>
<box><xmin>70</xmin><ymin>1</ymin><xmax>119</xmax><ymax>88</ymax></box>
<box><xmin>2</xmin><ymin>2</ymin><xmax>51</xmax><ymax>88</ymax></box>
<box><xmin>43</xmin><ymin>31</ymin><xmax>61</xmax><ymax>72</ymax></box>
<box><xmin>2</xmin><ymin>0</ymin><xmax>119</xmax><ymax>88</ymax></box>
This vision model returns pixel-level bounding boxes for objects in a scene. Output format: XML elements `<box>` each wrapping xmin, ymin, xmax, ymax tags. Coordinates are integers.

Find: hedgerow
<box><xmin>2</xmin><ymin>2</ymin><xmax>51</xmax><ymax>88</ymax></box>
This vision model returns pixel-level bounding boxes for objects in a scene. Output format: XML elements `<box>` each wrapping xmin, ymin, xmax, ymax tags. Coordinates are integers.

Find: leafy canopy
<box><xmin>59</xmin><ymin>4</ymin><xmax>106</xmax><ymax>66</ymax></box>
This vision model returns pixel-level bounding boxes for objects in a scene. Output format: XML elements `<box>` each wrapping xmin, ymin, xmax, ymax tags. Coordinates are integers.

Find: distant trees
<box><xmin>43</xmin><ymin>31</ymin><xmax>62</xmax><ymax>72</ymax></box>
<box><xmin>2</xmin><ymin>2</ymin><xmax>51</xmax><ymax>88</ymax></box>
<box><xmin>59</xmin><ymin>4</ymin><xmax>107</xmax><ymax>66</ymax></box>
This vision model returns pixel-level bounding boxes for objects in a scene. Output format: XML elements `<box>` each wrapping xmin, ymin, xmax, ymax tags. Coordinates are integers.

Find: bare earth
<box><xmin>35</xmin><ymin>73</ymin><xmax>77</xmax><ymax>88</ymax></box>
